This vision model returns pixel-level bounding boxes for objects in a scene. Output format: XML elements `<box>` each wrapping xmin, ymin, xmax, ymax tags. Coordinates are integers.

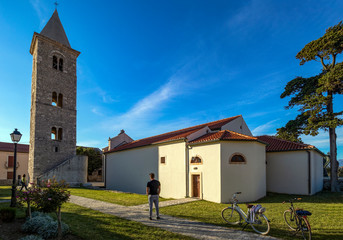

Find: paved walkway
<box><xmin>0</xmin><ymin>200</ymin><xmax>10</xmax><ymax>203</ymax></box>
<box><xmin>69</xmin><ymin>195</ymin><xmax>278</xmax><ymax>240</ymax></box>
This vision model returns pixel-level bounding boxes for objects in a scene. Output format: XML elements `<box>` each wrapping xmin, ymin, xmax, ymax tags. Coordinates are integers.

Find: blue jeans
<box><xmin>148</xmin><ymin>195</ymin><xmax>159</xmax><ymax>218</ymax></box>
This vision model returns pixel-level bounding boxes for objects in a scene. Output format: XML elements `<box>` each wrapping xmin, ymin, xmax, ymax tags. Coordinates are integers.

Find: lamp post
<box><xmin>10</xmin><ymin>128</ymin><xmax>22</xmax><ymax>207</ymax></box>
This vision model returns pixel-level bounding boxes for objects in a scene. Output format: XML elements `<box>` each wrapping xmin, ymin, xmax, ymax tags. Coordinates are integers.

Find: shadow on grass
<box><xmin>60</xmin><ymin>203</ymin><xmax>194</xmax><ymax>240</ymax></box>
<box><xmin>256</xmin><ymin>191</ymin><xmax>343</xmax><ymax>204</ymax></box>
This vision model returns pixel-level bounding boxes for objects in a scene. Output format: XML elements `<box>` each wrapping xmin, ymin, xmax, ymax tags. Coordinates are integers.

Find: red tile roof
<box><xmin>0</xmin><ymin>142</ymin><xmax>29</xmax><ymax>153</ymax></box>
<box><xmin>189</xmin><ymin>130</ymin><xmax>260</xmax><ymax>144</ymax></box>
<box><xmin>105</xmin><ymin>115</ymin><xmax>241</xmax><ymax>153</ymax></box>
<box><xmin>256</xmin><ymin>135</ymin><xmax>315</xmax><ymax>152</ymax></box>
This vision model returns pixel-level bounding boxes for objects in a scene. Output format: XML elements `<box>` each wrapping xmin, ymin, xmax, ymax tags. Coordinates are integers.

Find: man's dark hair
<box><xmin>149</xmin><ymin>173</ymin><xmax>155</xmax><ymax>179</ymax></box>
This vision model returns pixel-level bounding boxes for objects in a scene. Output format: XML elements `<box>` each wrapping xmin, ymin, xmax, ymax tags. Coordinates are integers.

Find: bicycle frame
<box><xmin>230</xmin><ymin>202</ymin><xmax>249</xmax><ymax>223</ymax></box>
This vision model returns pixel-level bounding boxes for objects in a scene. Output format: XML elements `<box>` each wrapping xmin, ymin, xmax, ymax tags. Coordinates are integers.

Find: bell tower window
<box><xmin>53</xmin><ymin>56</ymin><xmax>58</xmax><ymax>69</ymax></box>
<box><xmin>58</xmin><ymin>93</ymin><xmax>63</xmax><ymax>107</ymax></box>
<box><xmin>59</xmin><ymin>58</ymin><xmax>63</xmax><ymax>71</ymax></box>
<box><xmin>52</xmin><ymin>92</ymin><xmax>57</xmax><ymax>106</ymax></box>
<box><xmin>51</xmin><ymin>127</ymin><xmax>57</xmax><ymax>140</ymax></box>
<box><xmin>58</xmin><ymin>128</ymin><xmax>63</xmax><ymax>141</ymax></box>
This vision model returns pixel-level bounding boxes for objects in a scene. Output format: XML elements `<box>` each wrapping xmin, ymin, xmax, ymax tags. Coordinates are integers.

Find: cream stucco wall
<box><xmin>310</xmin><ymin>150</ymin><xmax>324</xmax><ymax>194</ymax></box>
<box><xmin>221</xmin><ymin>116</ymin><xmax>252</xmax><ymax>136</ymax></box>
<box><xmin>266</xmin><ymin>151</ymin><xmax>309</xmax><ymax>195</ymax></box>
<box><xmin>188</xmin><ymin>143</ymin><xmax>221</xmax><ymax>203</ymax></box>
<box><xmin>220</xmin><ymin>141</ymin><xmax>266</xmax><ymax>203</ymax></box>
<box><xmin>105</xmin><ymin>146</ymin><xmax>158</xmax><ymax>194</ymax></box>
<box><xmin>0</xmin><ymin>151</ymin><xmax>29</xmax><ymax>181</ymax></box>
<box><xmin>158</xmin><ymin>141</ymin><xmax>187</xmax><ymax>198</ymax></box>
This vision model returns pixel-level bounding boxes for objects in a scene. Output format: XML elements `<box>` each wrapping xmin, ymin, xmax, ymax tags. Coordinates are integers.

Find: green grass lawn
<box><xmin>69</xmin><ymin>188</ymin><xmax>171</xmax><ymax>206</ymax></box>
<box><xmin>0</xmin><ymin>186</ymin><xmax>11</xmax><ymax>200</ymax></box>
<box><xmin>0</xmin><ymin>200</ymin><xmax>193</xmax><ymax>240</ymax></box>
<box><xmin>60</xmin><ymin>202</ymin><xmax>194</xmax><ymax>240</ymax></box>
<box><xmin>159</xmin><ymin>191</ymin><xmax>343</xmax><ymax>240</ymax></box>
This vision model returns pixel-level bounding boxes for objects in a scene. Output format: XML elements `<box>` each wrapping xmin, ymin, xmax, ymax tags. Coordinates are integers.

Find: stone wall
<box><xmin>0</xmin><ymin>179</ymin><xmax>12</xmax><ymax>186</ymax></box>
<box><xmin>38</xmin><ymin>155</ymin><xmax>88</xmax><ymax>186</ymax></box>
<box><xmin>323</xmin><ymin>177</ymin><xmax>343</xmax><ymax>191</ymax></box>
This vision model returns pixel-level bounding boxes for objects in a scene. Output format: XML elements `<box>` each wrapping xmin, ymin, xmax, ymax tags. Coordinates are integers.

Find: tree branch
<box><xmin>319</xmin><ymin>56</ymin><xmax>328</xmax><ymax>70</ymax></box>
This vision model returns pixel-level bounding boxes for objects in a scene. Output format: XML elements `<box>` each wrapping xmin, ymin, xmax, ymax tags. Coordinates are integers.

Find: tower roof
<box><xmin>40</xmin><ymin>10</ymin><xmax>71</xmax><ymax>47</ymax></box>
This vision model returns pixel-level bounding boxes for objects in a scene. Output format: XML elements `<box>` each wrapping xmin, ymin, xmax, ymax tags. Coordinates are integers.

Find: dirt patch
<box><xmin>0</xmin><ymin>218</ymin><xmax>82</xmax><ymax>240</ymax></box>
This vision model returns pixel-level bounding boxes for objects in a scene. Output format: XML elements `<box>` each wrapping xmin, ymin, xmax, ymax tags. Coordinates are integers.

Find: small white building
<box><xmin>104</xmin><ymin>115</ymin><xmax>324</xmax><ymax>203</ymax></box>
<box><xmin>257</xmin><ymin>136</ymin><xmax>324</xmax><ymax>195</ymax></box>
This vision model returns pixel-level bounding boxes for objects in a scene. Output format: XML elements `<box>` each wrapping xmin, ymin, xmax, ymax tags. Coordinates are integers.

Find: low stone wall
<box><xmin>0</xmin><ymin>179</ymin><xmax>12</xmax><ymax>186</ymax></box>
<box><xmin>323</xmin><ymin>177</ymin><xmax>343</xmax><ymax>190</ymax></box>
<box><xmin>38</xmin><ymin>155</ymin><xmax>88</xmax><ymax>185</ymax></box>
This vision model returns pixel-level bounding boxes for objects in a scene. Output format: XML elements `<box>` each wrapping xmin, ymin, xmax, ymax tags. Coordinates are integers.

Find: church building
<box><xmin>104</xmin><ymin>115</ymin><xmax>324</xmax><ymax>203</ymax></box>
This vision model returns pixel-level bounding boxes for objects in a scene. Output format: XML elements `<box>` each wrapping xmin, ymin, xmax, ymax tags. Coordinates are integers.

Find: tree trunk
<box><xmin>327</xmin><ymin>92</ymin><xmax>339</xmax><ymax>192</ymax></box>
<box><xmin>28</xmin><ymin>201</ymin><xmax>32</xmax><ymax>219</ymax></box>
<box><xmin>57</xmin><ymin>207</ymin><xmax>62</xmax><ymax>240</ymax></box>
<box><xmin>329</xmin><ymin>127</ymin><xmax>339</xmax><ymax>192</ymax></box>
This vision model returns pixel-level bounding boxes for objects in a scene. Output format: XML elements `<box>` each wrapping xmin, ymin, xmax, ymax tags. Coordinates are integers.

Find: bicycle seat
<box><xmin>296</xmin><ymin>210</ymin><xmax>312</xmax><ymax>216</ymax></box>
<box><xmin>246</xmin><ymin>204</ymin><xmax>254</xmax><ymax>208</ymax></box>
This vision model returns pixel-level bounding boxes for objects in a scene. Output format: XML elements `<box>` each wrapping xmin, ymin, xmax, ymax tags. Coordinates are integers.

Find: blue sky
<box><xmin>0</xmin><ymin>0</ymin><xmax>342</xmax><ymax>159</ymax></box>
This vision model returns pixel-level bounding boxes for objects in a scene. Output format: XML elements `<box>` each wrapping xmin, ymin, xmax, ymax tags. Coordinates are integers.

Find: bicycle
<box><xmin>221</xmin><ymin>192</ymin><xmax>270</xmax><ymax>235</ymax></box>
<box><xmin>283</xmin><ymin>198</ymin><xmax>312</xmax><ymax>240</ymax></box>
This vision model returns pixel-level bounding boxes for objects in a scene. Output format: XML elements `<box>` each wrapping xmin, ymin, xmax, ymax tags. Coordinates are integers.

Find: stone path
<box><xmin>69</xmin><ymin>195</ymin><xmax>278</xmax><ymax>240</ymax></box>
<box><xmin>0</xmin><ymin>200</ymin><xmax>10</xmax><ymax>203</ymax></box>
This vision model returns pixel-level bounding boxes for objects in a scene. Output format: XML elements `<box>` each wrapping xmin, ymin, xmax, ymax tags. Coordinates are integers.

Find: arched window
<box><xmin>51</xmin><ymin>127</ymin><xmax>57</xmax><ymax>140</ymax></box>
<box><xmin>229</xmin><ymin>153</ymin><xmax>246</xmax><ymax>164</ymax></box>
<box><xmin>52</xmin><ymin>92</ymin><xmax>57</xmax><ymax>106</ymax></box>
<box><xmin>59</xmin><ymin>58</ymin><xmax>63</xmax><ymax>72</ymax></box>
<box><xmin>191</xmin><ymin>156</ymin><xmax>202</xmax><ymax>164</ymax></box>
<box><xmin>58</xmin><ymin>128</ymin><xmax>63</xmax><ymax>141</ymax></box>
<box><xmin>53</xmin><ymin>56</ymin><xmax>58</xmax><ymax>69</ymax></box>
<box><xmin>58</xmin><ymin>93</ymin><xmax>63</xmax><ymax>107</ymax></box>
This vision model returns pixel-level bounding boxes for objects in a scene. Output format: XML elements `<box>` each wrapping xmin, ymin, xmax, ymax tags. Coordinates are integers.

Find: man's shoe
<box><xmin>149</xmin><ymin>217</ymin><xmax>152</xmax><ymax>220</ymax></box>
<box><xmin>157</xmin><ymin>216</ymin><xmax>160</xmax><ymax>220</ymax></box>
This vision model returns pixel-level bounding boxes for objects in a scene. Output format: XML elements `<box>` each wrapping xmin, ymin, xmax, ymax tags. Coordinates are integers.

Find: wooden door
<box><xmin>192</xmin><ymin>175</ymin><xmax>200</xmax><ymax>197</ymax></box>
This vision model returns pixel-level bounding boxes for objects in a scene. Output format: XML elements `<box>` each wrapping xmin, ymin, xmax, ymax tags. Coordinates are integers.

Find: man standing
<box><xmin>146</xmin><ymin>173</ymin><xmax>161</xmax><ymax>220</ymax></box>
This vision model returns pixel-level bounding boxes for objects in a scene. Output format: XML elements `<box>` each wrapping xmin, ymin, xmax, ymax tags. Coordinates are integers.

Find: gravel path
<box><xmin>69</xmin><ymin>195</ymin><xmax>278</xmax><ymax>240</ymax></box>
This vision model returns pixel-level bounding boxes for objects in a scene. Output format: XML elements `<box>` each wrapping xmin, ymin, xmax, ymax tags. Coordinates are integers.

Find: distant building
<box><xmin>104</xmin><ymin>115</ymin><xmax>324</xmax><ymax>203</ymax></box>
<box><xmin>0</xmin><ymin>142</ymin><xmax>29</xmax><ymax>185</ymax></box>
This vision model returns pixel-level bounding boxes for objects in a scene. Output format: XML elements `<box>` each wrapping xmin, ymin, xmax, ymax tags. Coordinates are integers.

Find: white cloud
<box><xmin>251</xmin><ymin>119</ymin><xmax>279</xmax><ymax>136</ymax></box>
<box><xmin>30</xmin><ymin>0</ymin><xmax>49</xmax><ymax>28</ymax></box>
<box><xmin>101</xmin><ymin>74</ymin><xmax>186</xmax><ymax>138</ymax></box>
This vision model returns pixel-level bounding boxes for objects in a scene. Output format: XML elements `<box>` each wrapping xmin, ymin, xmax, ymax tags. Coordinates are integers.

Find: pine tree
<box><xmin>278</xmin><ymin>22</ymin><xmax>343</xmax><ymax>192</ymax></box>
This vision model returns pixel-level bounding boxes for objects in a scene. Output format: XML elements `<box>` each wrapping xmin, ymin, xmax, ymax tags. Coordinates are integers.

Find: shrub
<box><xmin>21</xmin><ymin>212</ymin><xmax>69</xmax><ymax>239</ymax></box>
<box><xmin>19</xmin><ymin>235</ymin><xmax>44</xmax><ymax>240</ymax></box>
<box><xmin>0</xmin><ymin>207</ymin><xmax>16</xmax><ymax>222</ymax></box>
<box><xmin>22</xmin><ymin>213</ymin><xmax>53</xmax><ymax>233</ymax></box>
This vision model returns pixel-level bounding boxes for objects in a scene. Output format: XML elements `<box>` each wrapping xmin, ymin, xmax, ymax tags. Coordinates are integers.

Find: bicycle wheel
<box><xmin>250</xmin><ymin>214</ymin><xmax>270</xmax><ymax>235</ymax></box>
<box><xmin>221</xmin><ymin>207</ymin><xmax>242</xmax><ymax>225</ymax></box>
<box><xmin>284</xmin><ymin>209</ymin><xmax>297</xmax><ymax>231</ymax></box>
<box><xmin>299</xmin><ymin>217</ymin><xmax>311</xmax><ymax>240</ymax></box>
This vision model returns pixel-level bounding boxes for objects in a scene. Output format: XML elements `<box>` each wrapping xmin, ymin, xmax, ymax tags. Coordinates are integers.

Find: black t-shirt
<box><xmin>147</xmin><ymin>179</ymin><xmax>160</xmax><ymax>195</ymax></box>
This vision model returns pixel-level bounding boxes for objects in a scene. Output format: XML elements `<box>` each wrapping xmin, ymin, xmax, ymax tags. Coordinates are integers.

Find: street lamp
<box><xmin>10</xmin><ymin>128</ymin><xmax>22</xmax><ymax>207</ymax></box>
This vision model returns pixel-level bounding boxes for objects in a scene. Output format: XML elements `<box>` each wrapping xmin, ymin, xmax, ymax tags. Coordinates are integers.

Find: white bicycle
<box><xmin>221</xmin><ymin>192</ymin><xmax>270</xmax><ymax>235</ymax></box>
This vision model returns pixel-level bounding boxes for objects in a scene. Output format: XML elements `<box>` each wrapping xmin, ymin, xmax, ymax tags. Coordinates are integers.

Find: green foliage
<box><xmin>76</xmin><ymin>146</ymin><xmax>102</xmax><ymax>175</ymax></box>
<box><xmin>22</xmin><ymin>212</ymin><xmax>69</xmax><ymax>239</ymax></box>
<box><xmin>36</xmin><ymin>179</ymin><xmax>70</xmax><ymax>213</ymax></box>
<box><xmin>0</xmin><ymin>207</ymin><xmax>16</xmax><ymax>222</ymax></box>
<box><xmin>279</xmin><ymin>21</ymin><xmax>343</xmax><ymax>157</ymax></box>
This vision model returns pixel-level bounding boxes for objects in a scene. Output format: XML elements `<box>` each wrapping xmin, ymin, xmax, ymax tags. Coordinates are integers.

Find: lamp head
<box><xmin>10</xmin><ymin>128</ymin><xmax>22</xmax><ymax>143</ymax></box>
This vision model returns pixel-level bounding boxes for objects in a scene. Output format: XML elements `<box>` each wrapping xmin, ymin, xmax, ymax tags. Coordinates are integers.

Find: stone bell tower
<box><xmin>28</xmin><ymin>10</ymin><xmax>81</xmax><ymax>182</ymax></box>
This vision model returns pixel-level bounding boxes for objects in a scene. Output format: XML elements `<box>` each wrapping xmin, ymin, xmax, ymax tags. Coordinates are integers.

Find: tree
<box><xmin>76</xmin><ymin>146</ymin><xmax>102</xmax><ymax>175</ymax></box>
<box><xmin>278</xmin><ymin>22</ymin><xmax>343</xmax><ymax>192</ymax></box>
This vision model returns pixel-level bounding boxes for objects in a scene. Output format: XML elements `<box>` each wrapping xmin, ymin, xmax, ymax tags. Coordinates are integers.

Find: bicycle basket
<box><xmin>296</xmin><ymin>210</ymin><xmax>312</xmax><ymax>216</ymax></box>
